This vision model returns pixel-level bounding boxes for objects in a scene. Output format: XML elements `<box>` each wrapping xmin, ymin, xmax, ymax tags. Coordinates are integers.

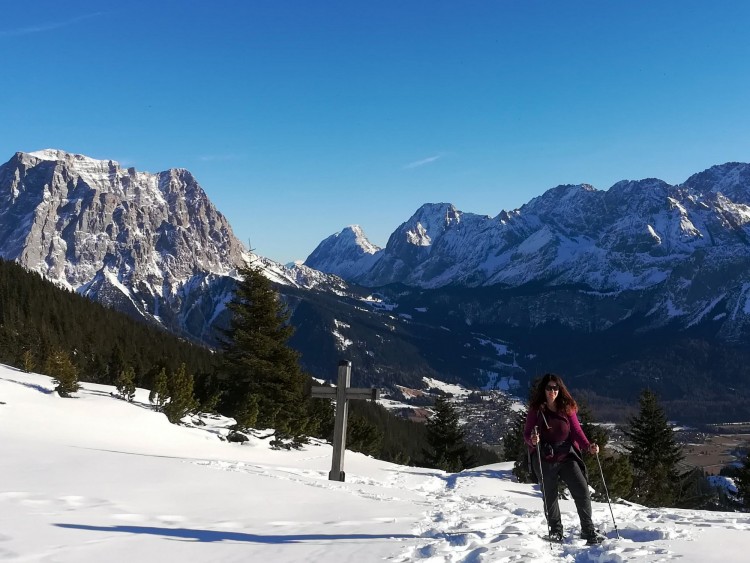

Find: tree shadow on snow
<box><xmin>4</xmin><ymin>379</ymin><xmax>55</xmax><ymax>395</ymax></box>
<box><xmin>55</xmin><ymin>524</ymin><xmax>419</xmax><ymax>544</ymax></box>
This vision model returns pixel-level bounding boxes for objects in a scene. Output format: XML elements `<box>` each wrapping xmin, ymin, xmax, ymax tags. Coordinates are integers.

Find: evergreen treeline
<box><xmin>0</xmin><ymin>257</ymin><xmax>499</xmax><ymax>467</ymax></box>
<box><xmin>344</xmin><ymin>398</ymin><xmax>500</xmax><ymax>469</ymax></box>
<box><xmin>0</xmin><ymin>259</ymin><xmax>217</xmax><ymax>390</ymax></box>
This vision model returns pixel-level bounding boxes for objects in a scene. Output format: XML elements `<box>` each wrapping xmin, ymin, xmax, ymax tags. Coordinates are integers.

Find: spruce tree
<box><xmin>308</xmin><ymin>395</ymin><xmax>335</xmax><ymax>440</ymax></box>
<box><xmin>106</xmin><ymin>344</ymin><xmax>126</xmax><ymax>386</ymax></box>
<box><xmin>163</xmin><ymin>363</ymin><xmax>199</xmax><ymax>423</ymax></box>
<box><xmin>232</xmin><ymin>392</ymin><xmax>260</xmax><ymax>431</ymax></box>
<box><xmin>45</xmin><ymin>348</ymin><xmax>80</xmax><ymax>397</ymax></box>
<box><xmin>502</xmin><ymin>407</ymin><xmax>535</xmax><ymax>483</ymax></box>
<box><xmin>149</xmin><ymin>367</ymin><xmax>169</xmax><ymax>408</ymax></box>
<box><xmin>21</xmin><ymin>349</ymin><xmax>35</xmax><ymax>373</ymax></box>
<box><xmin>422</xmin><ymin>397</ymin><xmax>472</xmax><ymax>472</ymax></box>
<box><xmin>578</xmin><ymin>401</ymin><xmax>633</xmax><ymax>501</ymax></box>
<box><xmin>624</xmin><ymin>389</ymin><xmax>684</xmax><ymax>506</ymax></box>
<box><xmin>347</xmin><ymin>413</ymin><xmax>383</xmax><ymax>456</ymax></box>
<box><xmin>504</xmin><ymin>380</ymin><xmax>540</xmax><ymax>483</ymax></box>
<box><xmin>220</xmin><ymin>263</ymin><xmax>309</xmax><ymax>446</ymax></box>
<box><xmin>736</xmin><ymin>453</ymin><xmax>750</xmax><ymax>509</ymax></box>
<box><xmin>115</xmin><ymin>365</ymin><xmax>137</xmax><ymax>402</ymax></box>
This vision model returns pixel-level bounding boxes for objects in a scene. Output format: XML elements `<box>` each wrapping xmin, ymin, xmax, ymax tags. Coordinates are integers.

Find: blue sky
<box><xmin>2</xmin><ymin>1</ymin><xmax>750</xmax><ymax>264</ymax></box>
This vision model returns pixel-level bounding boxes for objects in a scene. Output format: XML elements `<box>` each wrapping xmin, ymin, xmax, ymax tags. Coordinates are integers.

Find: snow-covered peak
<box><xmin>400</xmin><ymin>203</ymin><xmax>461</xmax><ymax>246</ymax></box>
<box><xmin>25</xmin><ymin>149</ymin><xmax>120</xmax><ymax>169</ymax></box>
<box><xmin>26</xmin><ymin>148</ymin><xmax>117</xmax><ymax>166</ymax></box>
<box><xmin>347</xmin><ymin>225</ymin><xmax>381</xmax><ymax>254</ymax></box>
<box><xmin>682</xmin><ymin>162</ymin><xmax>750</xmax><ymax>204</ymax></box>
<box><xmin>304</xmin><ymin>225</ymin><xmax>383</xmax><ymax>280</ymax></box>
<box><xmin>310</xmin><ymin>161</ymin><xmax>750</xmax><ymax>299</ymax></box>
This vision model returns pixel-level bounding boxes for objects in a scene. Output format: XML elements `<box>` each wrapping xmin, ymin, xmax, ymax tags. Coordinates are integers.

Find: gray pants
<box><xmin>532</xmin><ymin>453</ymin><xmax>594</xmax><ymax>535</ymax></box>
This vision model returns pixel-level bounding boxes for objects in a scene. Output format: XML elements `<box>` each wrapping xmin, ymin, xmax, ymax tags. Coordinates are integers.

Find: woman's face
<box><xmin>545</xmin><ymin>380</ymin><xmax>559</xmax><ymax>400</ymax></box>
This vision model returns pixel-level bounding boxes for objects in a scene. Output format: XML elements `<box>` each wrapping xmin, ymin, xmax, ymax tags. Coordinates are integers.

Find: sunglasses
<box><xmin>545</xmin><ymin>385</ymin><xmax>559</xmax><ymax>392</ymax></box>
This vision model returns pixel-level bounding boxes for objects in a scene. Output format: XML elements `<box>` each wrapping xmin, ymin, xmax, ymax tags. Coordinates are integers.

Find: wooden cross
<box><xmin>311</xmin><ymin>360</ymin><xmax>380</xmax><ymax>481</ymax></box>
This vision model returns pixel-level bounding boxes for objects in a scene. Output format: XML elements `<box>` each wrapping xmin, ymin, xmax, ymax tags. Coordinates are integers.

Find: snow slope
<box><xmin>0</xmin><ymin>363</ymin><xmax>748</xmax><ymax>562</ymax></box>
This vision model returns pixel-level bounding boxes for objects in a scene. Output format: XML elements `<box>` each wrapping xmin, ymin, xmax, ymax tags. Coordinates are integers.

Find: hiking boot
<box><xmin>581</xmin><ymin>529</ymin><xmax>606</xmax><ymax>545</ymax></box>
<box><xmin>549</xmin><ymin>530</ymin><xmax>564</xmax><ymax>542</ymax></box>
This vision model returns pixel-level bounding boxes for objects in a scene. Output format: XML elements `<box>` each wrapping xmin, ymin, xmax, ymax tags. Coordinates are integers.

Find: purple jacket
<box><xmin>523</xmin><ymin>407</ymin><xmax>591</xmax><ymax>453</ymax></box>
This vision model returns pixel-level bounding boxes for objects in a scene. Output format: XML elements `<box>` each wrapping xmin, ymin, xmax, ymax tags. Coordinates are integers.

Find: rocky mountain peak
<box><xmin>395</xmin><ymin>202</ymin><xmax>461</xmax><ymax>247</ymax></box>
<box><xmin>0</xmin><ymin>148</ymin><xmax>350</xmax><ymax>344</ymax></box>
<box><xmin>311</xmin><ymin>162</ymin><xmax>750</xmax><ymax>300</ymax></box>
<box><xmin>305</xmin><ymin>225</ymin><xmax>382</xmax><ymax>280</ymax></box>
<box><xmin>0</xmin><ymin>149</ymin><xmax>248</xmax><ymax>338</ymax></box>
<box><xmin>344</xmin><ymin>225</ymin><xmax>381</xmax><ymax>254</ymax></box>
<box><xmin>682</xmin><ymin>162</ymin><xmax>750</xmax><ymax>204</ymax></box>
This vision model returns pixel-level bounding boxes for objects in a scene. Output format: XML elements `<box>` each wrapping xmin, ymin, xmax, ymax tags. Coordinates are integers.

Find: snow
<box><xmin>28</xmin><ymin>149</ymin><xmax>112</xmax><ymax>165</ymax></box>
<box><xmin>474</xmin><ymin>336</ymin><xmax>509</xmax><ymax>356</ymax></box>
<box><xmin>1</xmin><ymin>363</ymin><xmax>749</xmax><ymax>562</ymax></box>
<box><xmin>422</xmin><ymin>377</ymin><xmax>471</xmax><ymax>398</ymax></box>
<box><xmin>348</xmin><ymin>225</ymin><xmax>381</xmax><ymax>255</ymax></box>
<box><xmin>332</xmin><ymin>319</ymin><xmax>353</xmax><ymax>350</ymax></box>
<box><xmin>687</xmin><ymin>294</ymin><xmax>726</xmax><ymax>327</ymax></box>
<box><xmin>406</xmin><ymin>222</ymin><xmax>432</xmax><ymax>246</ymax></box>
<box><xmin>479</xmin><ymin>370</ymin><xmax>521</xmax><ymax>392</ymax></box>
<box><xmin>361</xmin><ymin>294</ymin><xmax>398</xmax><ymax>311</ymax></box>
<box><xmin>708</xmin><ymin>476</ymin><xmax>738</xmax><ymax>495</ymax></box>
<box><xmin>646</xmin><ymin>224</ymin><xmax>662</xmax><ymax>244</ymax></box>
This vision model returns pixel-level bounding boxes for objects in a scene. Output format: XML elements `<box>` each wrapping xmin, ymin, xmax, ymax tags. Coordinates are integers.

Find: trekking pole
<box><xmin>533</xmin><ymin>426</ymin><xmax>552</xmax><ymax>541</ymax></box>
<box><xmin>595</xmin><ymin>450</ymin><xmax>621</xmax><ymax>540</ymax></box>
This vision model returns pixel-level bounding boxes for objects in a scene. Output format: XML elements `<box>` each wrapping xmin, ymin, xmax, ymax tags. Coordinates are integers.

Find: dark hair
<box><xmin>529</xmin><ymin>373</ymin><xmax>578</xmax><ymax>415</ymax></box>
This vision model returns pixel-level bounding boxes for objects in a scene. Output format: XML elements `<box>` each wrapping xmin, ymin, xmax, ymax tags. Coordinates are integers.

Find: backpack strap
<box><xmin>538</xmin><ymin>408</ymin><xmax>551</xmax><ymax>430</ymax></box>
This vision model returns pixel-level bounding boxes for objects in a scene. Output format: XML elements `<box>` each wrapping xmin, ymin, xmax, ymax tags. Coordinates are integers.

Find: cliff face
<box><xmin>0</xmin><ymin>149</ymin><xmax>247</xmax><ymax>339</ymax></box>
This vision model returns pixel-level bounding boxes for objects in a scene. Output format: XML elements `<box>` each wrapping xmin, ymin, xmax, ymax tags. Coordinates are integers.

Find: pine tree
<box><xmin>44</xmin><ymin>348</ymin><xmax>80</xmax><ymax>397</ymax></box>
<box><xmin>677</xmin><ymin>467</ymin><xmax>713</xmax><ymax>509</ymax></box>
<box><xmin>307</xmin><ymin>395</ymin><xmax>335</xmax><ymax>440</ymax></box>
<box><xmin>21</xmin><ymin>349</ymin><xmax>35</xmax><ymax>373</ymax></box>
<box><xmin>106</xmin><ymin>344</ymin><xmax>126</xmax><ymax>386</ymax></box>
<box><xmin>578</xmin><ymin>401</ymin><xmax>633</xmax><ymax>501</ymax></box>
<box><xmin>220</xmin><ymin>263</ymin><xmax>309</xmax><ymax>446</ymax></box>
<box><xmin>149</xmin><ymin>367</ymin><xmax>169</xmax><ymax>407</ymax></box>
<box><xmin>347</xmin><ymin>413</ymin><xmax>383</xmax><ymax>456</ymax></box>
<box><xmin>624</xmin><ymin>389</ymin><xmax>684</xmax><ymax>506</ymax></box>
<box><xmin>422</xmin><ymin>397</ymin><xmax>472</xmax><ymax>472</ymax></box>
<box><xmin>232</xmin><ymin>392</ymin><xmax>260</xmax><ymax>431</ymax></box>
<box><xmin>115</xmin><ymin>365</ymin><xmax>137</xmax><ymax>402</ymax></box>
<box><xmin>163</xmin><ymin>363</ymin><xmax>199</xmax><ymax>423</ymax></box>
<box><xmin>735</xmin><ymin>452</ymin><xmax>750</xmax><ymax>509</ymax></box>
<box><xmin>504</xmin><ymin>380</ymin><xmax>540</xmax><ymax>483</ymax></box>
<box><xmin>501</xmin><ymin>407</ymin><xmax>535</xmax><ymax>483</ymax></box>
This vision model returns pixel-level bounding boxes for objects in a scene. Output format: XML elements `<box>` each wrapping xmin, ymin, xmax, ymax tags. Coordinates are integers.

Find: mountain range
<box><xmin>3</xmin><ymin>149</ymin><xmax>750</xmax><ymax>422</ymax></box>
<box><xmin>307</xmin><ymin>166</ymin><xmax>750</xmax><ymax>341</ymax></box>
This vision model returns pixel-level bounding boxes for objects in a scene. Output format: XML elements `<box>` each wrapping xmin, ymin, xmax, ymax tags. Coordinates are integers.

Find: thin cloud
<box><xmin>404</xmin><ymin>154</ymin><xmax>444</xmax><ymax>170</ymax></box>
<box><xmin>198</xmin><ymin>154</ymin><xmax>243</xmax><ymax>162</ymax></box>
<box><xmin>0</xmin><ymin>12</ymin><xmax>105</xmax><ymax>38</ymax></box>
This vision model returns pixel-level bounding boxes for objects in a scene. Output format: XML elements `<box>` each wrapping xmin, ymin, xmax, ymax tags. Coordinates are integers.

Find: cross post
<box><xmin>310</xmin><ymin>360</ymin><xmax>380</xmax><ymax>482</ymax></box>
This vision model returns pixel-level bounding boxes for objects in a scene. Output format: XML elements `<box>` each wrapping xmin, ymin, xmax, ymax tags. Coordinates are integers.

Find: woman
<box><xmin>523</xmin><ymin>373</ymin><xmax>605</xmax><ymax>544</ymax></box>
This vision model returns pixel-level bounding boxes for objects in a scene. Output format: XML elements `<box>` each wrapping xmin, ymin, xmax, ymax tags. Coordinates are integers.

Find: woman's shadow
<box><xmin>55</xmin><ymin>523</ymin><xmax>418</xmax><ymax>544</ymax></box>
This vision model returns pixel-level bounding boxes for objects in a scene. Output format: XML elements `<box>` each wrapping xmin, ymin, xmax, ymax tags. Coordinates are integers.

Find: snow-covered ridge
<box><xmin>28</xmin><ymin>148</ymin><xmax>116</xmax><ymax>165</ymax></box>
<box><xmin>307</xmin><ymin>167</ymin><xmax>750</xmax><ymax>291</ymax></box>
<box><xmin>305</xmin><ymin>163</ymin><xmax>750</xmax><ymax>340</ymax></box>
